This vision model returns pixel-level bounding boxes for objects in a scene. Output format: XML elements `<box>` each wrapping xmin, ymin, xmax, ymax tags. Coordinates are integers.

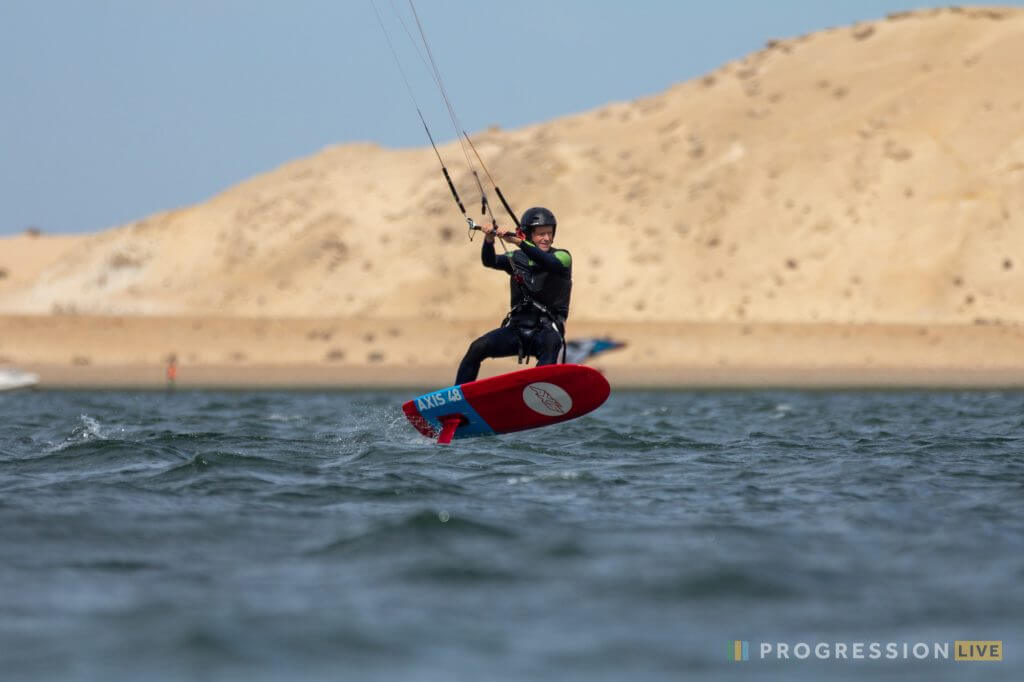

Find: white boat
<box><xmin>0</xmin><ymin>367</ymin><xmax>39</xmax><ymax>391</ymax></box>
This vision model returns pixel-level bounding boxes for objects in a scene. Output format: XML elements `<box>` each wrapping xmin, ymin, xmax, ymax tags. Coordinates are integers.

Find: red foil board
<box><xmin>460</xmin><ymin>364</ymin><xmax>610</xmax><ymax>434</ymax></box>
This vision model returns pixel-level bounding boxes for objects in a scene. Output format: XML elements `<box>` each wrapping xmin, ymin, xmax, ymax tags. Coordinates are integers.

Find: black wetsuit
<box><xmin>455</xmin><ymin>237</ymin><xmax>572</xmax><ymax>385</ymax></box>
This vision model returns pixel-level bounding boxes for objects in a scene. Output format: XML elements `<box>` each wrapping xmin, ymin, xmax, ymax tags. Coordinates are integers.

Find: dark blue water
<box><xmin>1</xmin><ymin>389</ymin><xmax>1021</xmax><ymax>681</ymax></box>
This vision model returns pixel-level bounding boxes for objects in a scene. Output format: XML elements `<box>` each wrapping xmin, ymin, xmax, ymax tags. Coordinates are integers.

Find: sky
<box><xmin>1</xmin><ymin>0</ymin><xmax>1002</xmax><ymax>236</ymax></box>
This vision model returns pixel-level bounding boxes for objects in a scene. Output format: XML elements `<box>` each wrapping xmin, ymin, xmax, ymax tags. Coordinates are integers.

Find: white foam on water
<box><xmin>79</xmin><ymin>414</ymin><xmax>102</xmax><ymax>438</ymax></box>
<box><xmin>46</xmin><ymin>414</ymin><xmax>108</xmax><ymax>453</ymax></box>
<box><xmin>773</xmin><ymin>403</ymin><xmax>794</xmax><ymax>419</ymax></box>
<box><xmin>267</xmin><ymin>413</ymin><xmax>305</xmax><ymax>422</ymax></box>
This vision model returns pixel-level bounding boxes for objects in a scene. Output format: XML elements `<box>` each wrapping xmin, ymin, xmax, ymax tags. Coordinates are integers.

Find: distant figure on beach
<box><xmin>166</xmin><ymin>354</ymin><xmax>178</xmax><ymax>390</ymax></box>
<box><xmin>455</xmin><ymin>207</ymin><xmax>572</xmax><ymax>385</ymax></box>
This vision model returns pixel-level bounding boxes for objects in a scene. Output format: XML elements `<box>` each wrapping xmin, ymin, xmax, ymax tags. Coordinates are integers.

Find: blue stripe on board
<box><xmin>411</xmin><ymin>385</ymin><xmax>493</xmax><ymax>439</ymax></box>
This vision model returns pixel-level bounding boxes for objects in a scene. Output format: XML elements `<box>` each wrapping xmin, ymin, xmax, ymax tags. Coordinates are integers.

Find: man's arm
<box><xmin>481</xmin><ymin>233</ymin><xmax>514</xmax><ymax>273</ymax></box>
<box><xmin>517</xmin><ymin>241</ymin><xmax>571</xmax><ymax>273</ymax></box>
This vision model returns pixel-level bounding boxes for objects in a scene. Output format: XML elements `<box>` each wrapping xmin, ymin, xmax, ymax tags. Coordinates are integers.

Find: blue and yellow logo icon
<box><xmin>732</xmin><ymin>640</ymin><xmax>749</xmax><ymax>661</ymax></box>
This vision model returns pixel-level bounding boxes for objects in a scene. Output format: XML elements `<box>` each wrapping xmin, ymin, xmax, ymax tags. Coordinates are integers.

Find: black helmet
<box><xmin>520</xmin><ymin>206</ymin><xmax>557</xmax><ymax>238</ymax></box>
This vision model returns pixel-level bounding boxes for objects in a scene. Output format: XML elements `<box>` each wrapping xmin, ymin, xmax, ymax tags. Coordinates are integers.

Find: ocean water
<box><xmin>1</xmin><ymin>388</ymin><xmax>1021</xmax><ymax>681</ymax></box>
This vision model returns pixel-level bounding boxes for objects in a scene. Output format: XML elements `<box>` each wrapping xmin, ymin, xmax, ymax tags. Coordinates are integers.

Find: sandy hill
<box><xmin>1</xmin><ymin>6</ymin><xmax>1022</xmax><ymax>325</ymax></box>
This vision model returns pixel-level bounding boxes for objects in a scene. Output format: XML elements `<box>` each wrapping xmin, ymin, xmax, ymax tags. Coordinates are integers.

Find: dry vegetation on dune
<box><xmin>1</xmin><ymin>7</ymin><xmax>1022</xmax><ymax>329</ymax></box>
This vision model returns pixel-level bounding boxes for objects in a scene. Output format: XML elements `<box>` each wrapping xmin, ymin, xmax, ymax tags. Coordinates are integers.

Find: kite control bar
<box><xmin>466</xmin><ymin>218</ymin><xmax>521</xmax><ymax>242</ymax></box>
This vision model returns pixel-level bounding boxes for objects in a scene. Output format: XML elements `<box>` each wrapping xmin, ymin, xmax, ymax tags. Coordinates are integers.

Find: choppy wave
<box><xmin>1</xmin><ymin>389</ymin><xmax>1022</xmax><ymax>681</ymax></box>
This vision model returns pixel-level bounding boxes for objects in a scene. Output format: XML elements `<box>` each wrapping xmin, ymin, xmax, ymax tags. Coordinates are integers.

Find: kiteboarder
<box><xmin>455</xmin><ymin>207</ymin><xmax>572</xmax><ymax>384</ymax></box>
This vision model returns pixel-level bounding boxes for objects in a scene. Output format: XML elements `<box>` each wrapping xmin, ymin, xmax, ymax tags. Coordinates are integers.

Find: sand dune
<box><xmin>1</xmin><ymin>8</ymin><xmax>1023</xmax><ymax>386</ymax></box>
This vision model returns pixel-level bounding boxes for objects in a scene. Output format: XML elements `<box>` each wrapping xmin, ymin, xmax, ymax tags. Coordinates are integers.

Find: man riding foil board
<box><xmin>455</xmin><ymin>206</ymin><xmax>572</xmax><ymax>384</ymax></box>
<box><xmin>374</xmin><ymin>3</ymin><xmax>609</xmax><ymax>443</ymax></box>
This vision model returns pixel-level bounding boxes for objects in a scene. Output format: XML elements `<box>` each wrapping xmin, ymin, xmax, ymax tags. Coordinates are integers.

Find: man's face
<box><xmin>530</xmin><ymin>225</ymin><xmax>555</xmax><ymax>251</ymax></box>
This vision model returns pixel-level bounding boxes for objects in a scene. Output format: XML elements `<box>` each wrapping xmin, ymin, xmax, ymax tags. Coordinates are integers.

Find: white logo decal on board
<box><xmin>522</xmin><ymin>382</ymin><xmax>572</xmax><ymax>416</ymax></box>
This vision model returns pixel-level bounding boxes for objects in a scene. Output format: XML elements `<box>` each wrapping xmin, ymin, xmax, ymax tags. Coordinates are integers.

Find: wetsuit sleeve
<box><xmin>518</xmin><ymin>241</ymin><xmax>571</xmax><ymax>273</ymax></box>
<box><xmin>481</xmin><ymin>238</ymin><xmax>514</xmax><ymax>273</ymax></box>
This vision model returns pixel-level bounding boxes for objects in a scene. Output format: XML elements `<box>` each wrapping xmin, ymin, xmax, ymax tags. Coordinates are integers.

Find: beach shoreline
<box><xmin>16</xmin><ymin>362</ymin><xmax>1024</xmax><ymax>391</ymax></box>
<box><xmin>5</xmin><ymin>314</ymin><xmax>1024</xmax><ymax>390</ymax></box>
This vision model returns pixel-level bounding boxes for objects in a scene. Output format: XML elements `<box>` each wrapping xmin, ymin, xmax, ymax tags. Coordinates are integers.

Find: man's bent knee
<box><xmin>465</xmin><ymin>336</ymin><xmax>492</xmax><ymax>360</ymax></box>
